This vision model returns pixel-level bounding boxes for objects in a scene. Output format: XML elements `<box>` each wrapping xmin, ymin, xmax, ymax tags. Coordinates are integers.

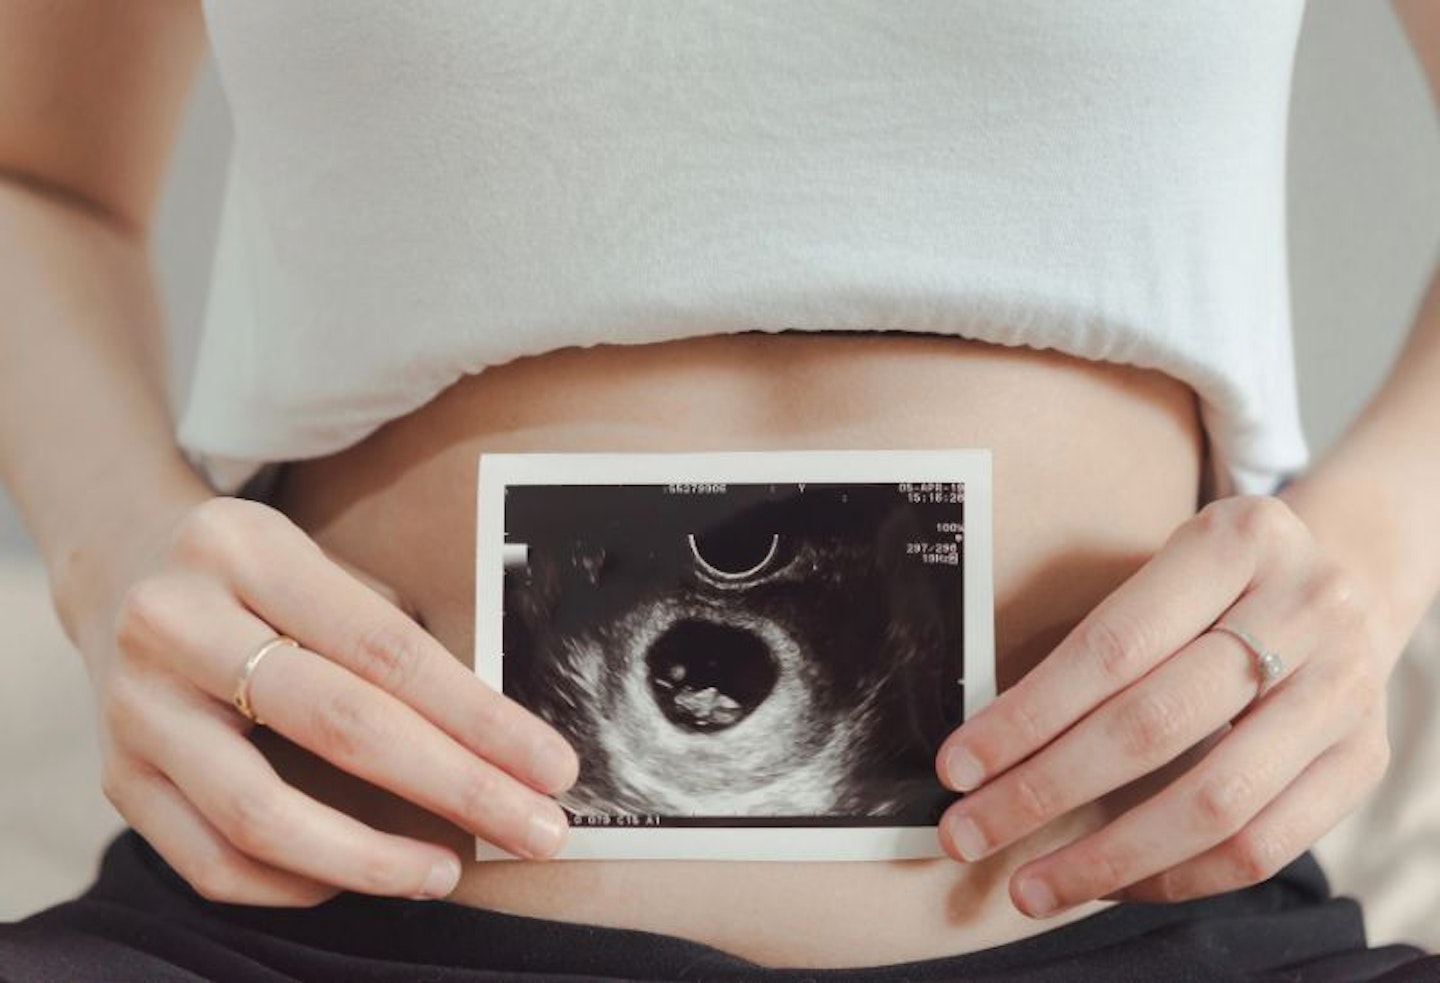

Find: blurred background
<box><xmin>3</xmin><ymin>0</ymin><xmax>1439</xmax><ymax>947</ymax></box>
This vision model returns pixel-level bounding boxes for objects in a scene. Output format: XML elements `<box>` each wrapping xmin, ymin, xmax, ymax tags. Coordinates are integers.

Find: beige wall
<box><xmin>1290</xmin><ymin>0</ymin><xmax>1440</xmax><ymax>450</ymax></box>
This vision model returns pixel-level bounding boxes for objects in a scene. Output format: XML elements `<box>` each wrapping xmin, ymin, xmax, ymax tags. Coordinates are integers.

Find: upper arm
<box><xmin>0</xmin><ymin>0</ymin><xmax>208</xmax><ymax>236</ymax></box>
<box><xmin>1393</xmin><ymin>0</ymin><xmax>1440</xmax><ymax>117</ymax></box>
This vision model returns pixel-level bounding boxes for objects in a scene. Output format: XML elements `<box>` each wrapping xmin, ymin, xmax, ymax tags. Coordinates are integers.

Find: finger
<box><xmin>1117</xmin><ymin>726</ymin><xmax>1391</xmax><ymax>903</ymax></box>
<box><xmin>147</xmin><ymin>585</ymin><xmax>574</xmax><ymax>862</ymax></box>
<box><xmin>129</xmin><ymin>684</ymin><xmax>467</xmax><ymax>900</ymax></box>
<box><xmin>169</xmin><ymin>499</ymin><xmax>578</xmax><ymax>795</ymax></box>
<box><xmin>1005</xmin><ymin>659</ymin><xmax>1358</xmax><ymax>918</ymax></box>
<box><xmin>939</xmin><ymin>622</ymin><xmax>1281</xmax><ymax>863</ymax></box>
<box><xmin>937</xmin><ymin>495</ymin><xmax>1309</xmax><ymax>793</ymax></box>
<box><xmin>234</xmin><ymin>625</ymin><xmax>573</xmax><ymax>862</ymax></box>
<box><xmin>104</xmin><ymin>756</ymin><xmax>338</xmax><ymax>907</ymax></box>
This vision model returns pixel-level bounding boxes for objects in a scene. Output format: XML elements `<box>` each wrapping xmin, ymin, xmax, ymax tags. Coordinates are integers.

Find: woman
<box><xmin>2</xmin><ymin>1</ymin><xmax>1439</xmax><ymax>980</ymax></box>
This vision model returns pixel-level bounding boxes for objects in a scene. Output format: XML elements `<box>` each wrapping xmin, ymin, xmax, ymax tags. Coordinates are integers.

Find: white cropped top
<box><xmin>181</xmin><ymin>0</ymin><xmax>1311</xmax><ymax>501</ymax></box>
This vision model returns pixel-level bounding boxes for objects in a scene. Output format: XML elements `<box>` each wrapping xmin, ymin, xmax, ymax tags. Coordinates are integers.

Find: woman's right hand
<box><xmin>59</xmin><ymin>493</ymin><xmax>581</xmax><ymax>907</ymax></box>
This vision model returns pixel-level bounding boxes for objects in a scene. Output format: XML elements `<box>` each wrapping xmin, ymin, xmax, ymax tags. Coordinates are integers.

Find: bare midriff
<box><xmin>262</xmin><ymin>328</ymin><xmax>1205</xmax><ymax>970</ymax></box>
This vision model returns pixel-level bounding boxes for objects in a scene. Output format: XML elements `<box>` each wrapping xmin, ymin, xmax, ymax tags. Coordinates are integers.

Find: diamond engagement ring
<box><xmin>1209</xmin><ymin>621</ymin><xmax>1286</xmax><ymax>693</ymax></box>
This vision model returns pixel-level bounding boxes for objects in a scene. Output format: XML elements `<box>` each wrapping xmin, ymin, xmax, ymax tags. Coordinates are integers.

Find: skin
<box><xmin>2</xmin><ymin>0</ymin><xmax>1440</xmax><ymax>965</ymax></box>
<box><xmin>258</xmin><ymin>335</ymin><xmax>1203</xmax><ymax>964</ymax></box>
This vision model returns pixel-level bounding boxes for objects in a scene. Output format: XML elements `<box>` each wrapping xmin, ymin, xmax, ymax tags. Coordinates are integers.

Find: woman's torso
<box><xmin>183</xmin><ymin>1</ymin><xmax>1309</xmax><ymax>506</ymax></box>
<box><xmin>261</xmin><ymin>329</ymin><xmax>1205</xmax><ymax>969</ymax></box>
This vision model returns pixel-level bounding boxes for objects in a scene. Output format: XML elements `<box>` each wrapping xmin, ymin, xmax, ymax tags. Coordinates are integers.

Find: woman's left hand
<box><xmin>933</xmin><ymin>493</ymin><xmax>1400</xmax><ymax>918</ymax></box>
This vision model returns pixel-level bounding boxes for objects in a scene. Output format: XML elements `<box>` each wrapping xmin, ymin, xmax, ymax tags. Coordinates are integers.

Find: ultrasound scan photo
<box><xmin>474</xmin><ymin>450</ymin><xmax>994</xmax><ymax>861</ymax></box>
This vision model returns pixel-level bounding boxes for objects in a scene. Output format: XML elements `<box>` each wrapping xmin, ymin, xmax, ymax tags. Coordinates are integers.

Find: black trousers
<box><xmin>1</xmin><ymin>829</ymin><xmax>1435</xmax><ymax>982</ymax></box>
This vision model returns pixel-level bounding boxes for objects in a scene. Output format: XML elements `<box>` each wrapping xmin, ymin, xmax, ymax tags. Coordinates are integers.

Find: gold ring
<box><xmin>1210</xmin><ymin>621</ymin><xmax>1286</xmax><ymax>694</ymax></box>
<box><xmin>233</xmin><ymin>635</ymin><xmax>298</xmax><ymax>726</ymax></box>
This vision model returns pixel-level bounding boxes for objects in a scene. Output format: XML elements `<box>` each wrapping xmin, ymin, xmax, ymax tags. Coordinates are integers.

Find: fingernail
<box><xmin>1016</xmin><ymin>875</ymin><xmax>1058</xmax><ymax>918</ymax></box>
<box><xmin>524</xmin><ymin>808</ymin><xmax>569</xmax><ymax>859</ymax></box>
<box><xmin>419</xmin><ymin>856</ymin><xmax>461</xmax><ymax>899</ymax></box>
<box><xmin>943</xmin><ymin>745</ymin><xmax>985</xmax><ymax>790</ymax></box>
<box><xmin>532</xmin><ymin>732</ymin><xmax>578</xmax><ymax>791</ymax></box>
<box><xmin>946</xmin><ymin>813</ymin><xmax>988</xmax><ymax>862</ymax></box>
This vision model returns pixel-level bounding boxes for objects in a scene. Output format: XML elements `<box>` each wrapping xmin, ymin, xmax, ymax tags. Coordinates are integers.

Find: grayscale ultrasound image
<box><xmin>500</xmin><ymin>481</ymin><xmax>966</xmax><ymax>829</ymax></box>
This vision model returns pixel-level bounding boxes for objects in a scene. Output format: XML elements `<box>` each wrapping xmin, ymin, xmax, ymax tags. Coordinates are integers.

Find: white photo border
<box><xmin>474</xmin><ymin>448</ymin><xmax>995</xmax><ymax>862</ymax></box>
